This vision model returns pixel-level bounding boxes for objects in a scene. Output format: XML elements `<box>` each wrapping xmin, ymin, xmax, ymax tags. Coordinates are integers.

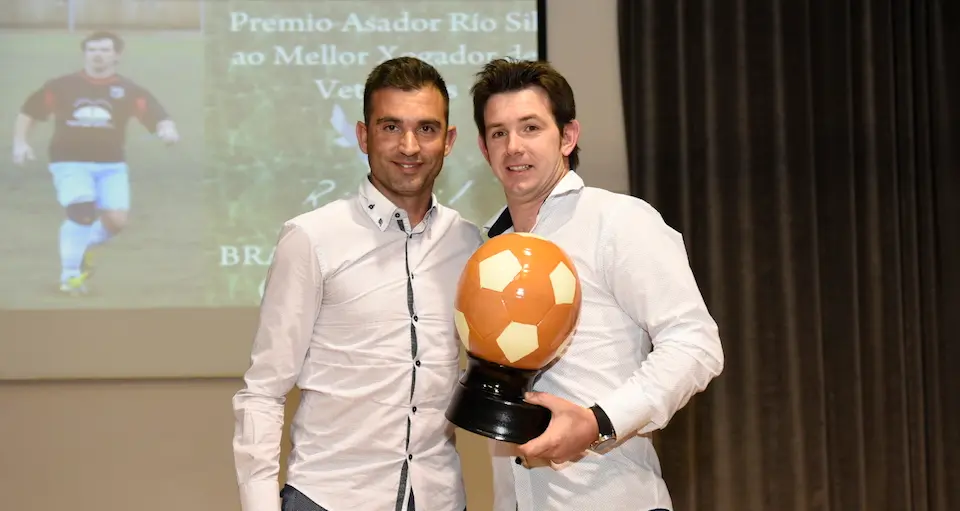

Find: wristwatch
<box><xmin>588</xmin><ymin>404</ymin><xmax>617</xmax><ymax>453</ymax></box>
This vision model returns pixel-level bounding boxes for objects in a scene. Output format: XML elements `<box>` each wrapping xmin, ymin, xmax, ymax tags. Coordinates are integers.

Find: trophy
<box><xmin>446</xmin><ymin>232</ymin><xmax>582</xmax><ymax>444</ymax></box>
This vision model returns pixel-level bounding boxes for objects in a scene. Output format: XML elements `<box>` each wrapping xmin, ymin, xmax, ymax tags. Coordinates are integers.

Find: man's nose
<box><xmin>399</xmin><ymin>131</ymin><xmax>421</xmax><ymax>156</ymax></box>
<box><xmin>506</xmin><ymin>133</ymin><xmax>523</xmax><ymax>154</ymax></box>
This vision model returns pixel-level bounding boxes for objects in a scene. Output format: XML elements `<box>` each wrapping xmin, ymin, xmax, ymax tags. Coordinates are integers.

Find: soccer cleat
<box><xmin>59</xmin><ymin>273</ymin><xmax>90</xmax><ymax>296</ymax></box>
<box><xmin>59</xmin><ymin>247</ymin><xmax>97</xmax><ymax>296</ymax></box>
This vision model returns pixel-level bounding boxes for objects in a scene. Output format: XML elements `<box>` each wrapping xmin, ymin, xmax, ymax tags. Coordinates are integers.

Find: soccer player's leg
<box><xmin>85</xmin><ymin>162</ymin><xmax>131</xmax><ymax>274</ymax></box>
<box><xmin>49</xmin><ymin>162</ymin><xmax>97</xmax><ymax>295</ymax></box>
<box><xmin>90</xmin><ymin>162</ymin><xmax>131</xmax><ymax>242</ymax></box>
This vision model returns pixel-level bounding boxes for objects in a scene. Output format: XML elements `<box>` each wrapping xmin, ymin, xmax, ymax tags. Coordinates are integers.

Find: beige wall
<box><xmin>0</xmin><ymin>1</ymin><xmax>627</xmax><ymax>509</ymax></box>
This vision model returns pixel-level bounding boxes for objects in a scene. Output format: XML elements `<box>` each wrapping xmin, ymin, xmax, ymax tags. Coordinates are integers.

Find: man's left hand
<box><xmin>516</xmin><ymin>391</ymin><xmax>599</xmax><ymax>464</ymax></box>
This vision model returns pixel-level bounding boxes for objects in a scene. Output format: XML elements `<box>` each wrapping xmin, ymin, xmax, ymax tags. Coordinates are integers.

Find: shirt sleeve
<box><xmin>593</xmin><ymin>199</ymin><xmax>724</xmax><ymax>437</ymax></box>
<box><xmin>131</xmin><ymin>85</ymin><xmax>170</xmax><ymax>132</ymax></box>
<box><xmin>232</xmin><ymin>222</ymin><xmax>322</xmax><ymax>511</ymax></box>
<box><xmin>20</xmin><ymin>83</ymin><xmax>53</xmax><ymax>121</ymax></box>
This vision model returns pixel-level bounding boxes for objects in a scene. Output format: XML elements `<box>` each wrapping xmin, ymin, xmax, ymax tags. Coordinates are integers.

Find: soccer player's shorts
<box><xmin>48</xmin><ymin>161</ymin><xmax>130</xmax><ymax>211</ymax></box>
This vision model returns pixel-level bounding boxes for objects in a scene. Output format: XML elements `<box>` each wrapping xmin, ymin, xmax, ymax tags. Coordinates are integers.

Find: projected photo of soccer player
<box><xmin>11</xmin><ymin>31</ymin><xmax>180</xmax><ymax>296</ymax></box>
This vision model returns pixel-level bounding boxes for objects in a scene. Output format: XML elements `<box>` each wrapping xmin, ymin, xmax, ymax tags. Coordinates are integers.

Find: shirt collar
<box><xmin>358</xmin><ymin>174</ymin><xmax>438</xmax><ymax>232</ymax></box>
<box><xmin>483</xmin><ymin>170</ymin><xmax>584</xmax><ymax>237</ymax></box>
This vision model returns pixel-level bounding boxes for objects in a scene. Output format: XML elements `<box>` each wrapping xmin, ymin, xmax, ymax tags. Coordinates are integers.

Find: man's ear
<box><xmin>560</xmin><ymin>120</ymin><xmax>580</xmax><ymax>158</ymax></box>
<box><xmin>477</xmin><ymin>134</ymin><xmax>491</xmax><ymax>164</ymax></box>
<box><xmin>444</xmin><ymin>125</ymin><xmax>458</xmax><ymax>156</ymax></box>
<box><xmin>356</xmin><ymin>121</ymin><xmax>369</xmax><ymax>154</ymax></box>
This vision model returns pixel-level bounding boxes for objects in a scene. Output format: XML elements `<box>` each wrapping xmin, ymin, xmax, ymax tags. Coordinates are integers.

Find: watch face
<box><xmin>590</xmin><ymin>436</ymin><xmax>617</xmax><ymax>453</ymax></box>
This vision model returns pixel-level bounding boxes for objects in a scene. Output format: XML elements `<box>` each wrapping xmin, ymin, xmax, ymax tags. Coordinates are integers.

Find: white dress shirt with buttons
<box><xmin>232</xmin><ymin>176</ymin><xmax>483</xmax><ymax>511</ymax></box>
<box><xmin>483</xmin><ymin>170</ymin><xmax>724</xmax><ymax>511</ymax></box>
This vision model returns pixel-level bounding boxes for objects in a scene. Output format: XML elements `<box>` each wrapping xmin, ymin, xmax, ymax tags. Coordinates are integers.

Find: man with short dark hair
<box><xmin>12</xmin><ymin>30</ymin><xmax>179</xmax><ymax>296</ymax></box>
<box><xmin>470</xmin><ymin>58</ymin><xmax>725</xmax><ymax>511</ymax></box>
<box><xmin>232</xmin><ymin>57</ymin><xmax>481</xmax><ymax>511</ymax></box>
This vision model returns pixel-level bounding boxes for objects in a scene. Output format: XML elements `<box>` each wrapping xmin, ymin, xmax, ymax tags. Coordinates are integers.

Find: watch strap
<box><xmin>589</xmin><ymin>404</ymin><xmax>616</xmax><ymax>438</ymax></box>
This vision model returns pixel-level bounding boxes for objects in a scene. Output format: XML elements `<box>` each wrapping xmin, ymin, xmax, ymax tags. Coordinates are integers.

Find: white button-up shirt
<box><xmin>232</xmin><ymin>176</ymin><xmax>483</xmax><ymax>511</ymax></box>
<box><xmin>483</xmin><ymin>171</ymin><xmax>724</xmax><ymax>511</ymax></box>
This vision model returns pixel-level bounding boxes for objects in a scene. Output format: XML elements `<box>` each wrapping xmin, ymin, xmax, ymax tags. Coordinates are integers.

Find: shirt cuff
<box><xmin>594</xmin><ymin>385</ymin><xmax>658</xmax><ymax>439</ymax></box>
<box><xmin>239</xmin><ymin>480</ymin><xmax>281</xmax><ymax>511</ymax></box>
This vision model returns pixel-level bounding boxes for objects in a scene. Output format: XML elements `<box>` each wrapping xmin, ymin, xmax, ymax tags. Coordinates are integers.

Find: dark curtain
<box><xmin>617</xmin><ymin>1</ymin><xmax>959</xmax><ymax>510</ymax></box>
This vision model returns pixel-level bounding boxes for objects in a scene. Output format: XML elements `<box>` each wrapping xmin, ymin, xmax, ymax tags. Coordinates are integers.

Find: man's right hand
<box><xmin>12</xmin><ymin>140</ymin><xmax>34</xmax><ymax>165</ymax></box>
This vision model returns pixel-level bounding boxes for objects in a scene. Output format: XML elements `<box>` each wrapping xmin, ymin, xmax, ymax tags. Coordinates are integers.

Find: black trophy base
<box><xmin>445</xmin><ymin>353</ymin><xmax>551</xmax><ymax>444</ymax></box>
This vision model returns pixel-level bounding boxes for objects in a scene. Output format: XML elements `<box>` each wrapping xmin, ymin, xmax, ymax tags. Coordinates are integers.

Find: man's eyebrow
<box><xmin>375</xmin><ymin>116</ymin><xmax>442</xmax><ymax>126</ymax></box>
<box><xmin>487</xmin><ymin>114</ymin><xmax>543</xmax><ymax>130</ymax></box>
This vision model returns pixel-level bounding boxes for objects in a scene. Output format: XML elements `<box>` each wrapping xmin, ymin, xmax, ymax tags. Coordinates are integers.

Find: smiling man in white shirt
<box><xmin>232</xmin><ymin>57</ymin><xmax>483</xmax><ymax>511</ymax></box>
<box><xmin>469</xmin><ymin>58</ymin><xmax>725</xmax><ymax>511</ymax></box>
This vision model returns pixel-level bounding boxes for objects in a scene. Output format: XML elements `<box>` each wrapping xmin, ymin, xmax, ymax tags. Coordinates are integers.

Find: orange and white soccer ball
<box><xmin>454</xmin><ymin>232</ymin><xmax>582</xmax><ymax>370</ymax></box>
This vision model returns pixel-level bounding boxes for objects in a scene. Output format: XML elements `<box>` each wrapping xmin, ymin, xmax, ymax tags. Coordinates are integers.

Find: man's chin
<box><xmin>503</xmin><ymin>182</ymin><xmax>547</xmax><ymax>203</ymax></box>
<box><xmin>391</xmin><ymin>177</ymin><xmax>432</xmax><ymax>195</ymax></box>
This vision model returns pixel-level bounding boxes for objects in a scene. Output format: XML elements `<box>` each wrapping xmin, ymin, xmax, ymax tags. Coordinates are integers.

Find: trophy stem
<box><xmin>445</xmin><ymin>353</ymin><xmax>552</xmax><ymax>444</ymax></box>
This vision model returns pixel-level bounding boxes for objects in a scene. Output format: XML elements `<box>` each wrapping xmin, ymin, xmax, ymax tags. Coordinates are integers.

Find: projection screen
<box><xmin>0</xmin><ymin>0</ymin><xmax>547</xmax><ymax>379</ymax></box>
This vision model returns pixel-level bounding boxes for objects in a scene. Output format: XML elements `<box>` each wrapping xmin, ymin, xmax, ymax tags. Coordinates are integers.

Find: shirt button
<box><xmin>515</xmin><ymin>457</ymin><xmax>523</xmax><ymax>465</ymax></box>
<box><xmin>408</xmin><ymin>454</ymin><xmax>413</xmax><ymax>461</ymax></box>
<box><xmin>395</xmin><ymin>213</ymin><xmax>401</xmax><ymax>218</ymax></box>
<box><xmin>413</xmin><ymin>315</ymin><xmax>418</xmax><ymax>322</ymax></box>
<box><xmin>415</xmin><ymin>360</ymin><xmax>421</xmax><ymax>367</ymax></box>
<box><xmin>412</xmin><ymin>406</ymin><xmax>417</xmax><ymax>413</ymax></box>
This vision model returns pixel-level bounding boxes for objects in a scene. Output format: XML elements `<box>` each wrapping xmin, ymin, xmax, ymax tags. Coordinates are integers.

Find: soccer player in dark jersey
<box><xmin>11</xmin><ymin>31</ymin><xmax>179</xmax><ymax>296</ymax></box>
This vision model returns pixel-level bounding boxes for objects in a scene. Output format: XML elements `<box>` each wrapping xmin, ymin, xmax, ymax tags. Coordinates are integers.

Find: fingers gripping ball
<box><xmin>454</xmin><ymin>233</ymin><xmax>582</xmax><ymax>370</ymax></box>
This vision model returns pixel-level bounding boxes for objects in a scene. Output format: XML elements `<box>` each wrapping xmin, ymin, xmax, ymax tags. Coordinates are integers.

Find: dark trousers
<box><xmin>280</xmin><ymin>485</ymin><xmax>330</xmax><ymax>511</ymax></box>
<box><xmin>280</xmin><ymin>484</ymin><xmax>466</xmax><ymax>511</ymax></box>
